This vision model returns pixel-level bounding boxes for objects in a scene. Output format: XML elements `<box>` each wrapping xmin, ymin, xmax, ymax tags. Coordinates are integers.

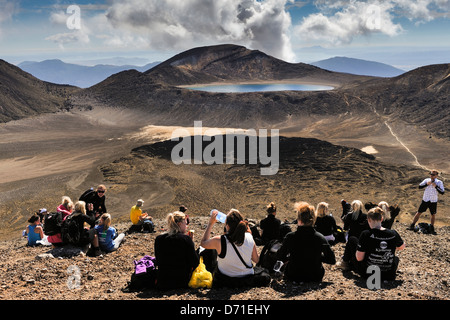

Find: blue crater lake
<box><xmin>184</xmin><ymin>83</ymin><xmax>334</xmax><ymax>93</ymax></box>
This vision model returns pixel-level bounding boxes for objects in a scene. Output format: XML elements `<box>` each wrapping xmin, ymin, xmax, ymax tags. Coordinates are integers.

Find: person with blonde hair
<box><xmin>277</xmin><ymin>201</ymin><xmax>335</xmax><ymax>282</ymax></box>
<box><xmin>314</xmin><ymin>202</ymin><xmax>338</xmax><ymax>245</ymax></box>
<box><xmin>47</xmin><ymin>196</ymin><xmax>74</xmax><ymax>247</ymax></box>
<box><xmin>201</xmin><ymin>209</ymin><xmax>271</xmax><ymax>288</ymax></box>
<box><xmin>79</xmin><ymin>184</ymin><xmax>107</xmax><ymax>221</ymax></box>
<box><xmin>154</xmin><ymin>211</ymin><xmax>199</xmax><ymax>290</ymax></box>
<box><xmin>62</xmin><ymin>201</ymin><xmax>102</xmax><ymax>256</ymax></box>
<box><xmin>338</xmin><ymin>200</ymin><xmax>369</xmax><ymax>271</ymax></box>
<box><xmin>95</xmin><ymin>213</ymin><xmax>125</xmax><ymax>253</ymax></box>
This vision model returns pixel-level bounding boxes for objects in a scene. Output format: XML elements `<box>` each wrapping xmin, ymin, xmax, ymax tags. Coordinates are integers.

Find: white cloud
<box><xmin>294</xmin><ymin>0</ymin><xmax>449</xmax><ymax>46</ymax></box>
<box><xmin>0</xmin><ymin>0</ymin><xmax>18</xmax><ymax>36</ymax></box>
<box><xmin>103</xmin><ymin>0</ymin><xmax>296</xmax><ymax>62</ymax></box>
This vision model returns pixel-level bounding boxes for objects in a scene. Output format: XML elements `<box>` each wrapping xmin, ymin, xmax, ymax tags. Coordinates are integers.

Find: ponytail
<box><xmin>266</xmin><ymin>202</ymin><xmax>276</xmax><ymax>215</ymax></box>
<box><xmin>166</xmin><ymin>211</ymin><xmax>185</xmax><ymax>235</ymax></box>
<box><xmin>100</xmin><ymin>213</ymin><xmax>111</xmax><ymax>230</ymax></box>
<box><xmin>226</xmin><ymin>209</ymin><xmax>248</xmax><ymax>246</ymax></box>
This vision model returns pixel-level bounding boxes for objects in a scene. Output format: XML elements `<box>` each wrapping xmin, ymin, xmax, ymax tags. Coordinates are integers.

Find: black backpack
<box><xmin>43</xmin><ymin>212</ymin><xmax>63</xmax><ymax>236</ymax></box>
<box><xmin>79</xmin><ymin>188</ymin><xmax>95</xmax><ymax>203</ymax></box>
<box><xmin>257</xmin><ymin>239</ymin><xmax>282</xmax><ymax>273</ymax></box>
<box><xmin>61</xmin><ymin>213</ymin><xmax>82</xmax><ymax>245</ymax></box>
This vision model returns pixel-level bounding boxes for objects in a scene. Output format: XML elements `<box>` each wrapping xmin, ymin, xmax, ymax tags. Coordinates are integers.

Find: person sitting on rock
<box><xmin>259</xmin><ymin>202</ymin><xmax>281</xmax><ymax>245</ymax></box>
<box><xmin>314</xmin><ymin>201</ymin><xmax>339</xmax><ymax>245</ymax></box>
<box><xmin>201</xmin><ymin>209</ymin><xmax>271</xmax><ymax>288</ymax></box>
<box><xmin>47</xmin><ymin>196</ymin><xmax>74</xmax><ymax>248</ymax></box>
<box><xmin>154</xmin><ymin>211</ymin><xmax>199</xmax><ymax>290</ymax></box>
<box><xmin>277</xmin><ymin>201</ymin><xmax>336</xmax><ymax>283</ymax></box>
<box><xmin>25</xmin><ymin>214</ymin><xmax>44</xmax><ymax>246</ymax></box>
<box><xmin>129</xmin><ymin>199</ymin><xmax>154</xmax><ymax>233</ymax></box>
<box><xmin>348</xmin><ymin>207</ymin><xmax>405</xmax><ymax>281</ymax></box>
<box><xmin>95</xmin><ymin>213</ymin><xmax>125</xmax><ymax>253</ymax></box>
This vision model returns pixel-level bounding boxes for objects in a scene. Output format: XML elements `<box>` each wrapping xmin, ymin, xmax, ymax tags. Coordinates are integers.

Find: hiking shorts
<box><xmin>418</xmin><ymin>201</ymin><xmax>437</xmax><ymax>215</ymax></box>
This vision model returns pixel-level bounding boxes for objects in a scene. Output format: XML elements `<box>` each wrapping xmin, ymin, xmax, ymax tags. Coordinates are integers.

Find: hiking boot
<box><xmin>429</xmin><ymin>225</ymin><xmax>437</xmax><ymax>235</ymax></box>
<box><xmin>336</xmin><ymin>260</ymin><xmax>350</xmax><ymax>271</ymax></box>
<box><xmin>406</xmin><ymin>223</ymin><xmax>415</xmax><ymax>231</ymax></box>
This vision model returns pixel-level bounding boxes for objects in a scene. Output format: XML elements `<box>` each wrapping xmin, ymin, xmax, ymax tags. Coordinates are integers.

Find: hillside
<box><xmin>0</xmin><ymin>134</ymin><xmax>448</xmax><ymax>302</ymax></box>
<box><xmin>144</xmin><ymin>44</ymin><xmax>369</xmax><ymax>86</ymax></box>
<box><xmin>0</xmin><ymin>59</ymin><xmax>77</xmax><ymax>123</ymax></box>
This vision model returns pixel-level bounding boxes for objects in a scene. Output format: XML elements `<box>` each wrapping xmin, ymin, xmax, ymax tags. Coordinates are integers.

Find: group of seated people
<box><xmin>24</xmin><ymin>187</ymin><xmax>405</xmax><ymax>290</ymax></box>
<box><xmin>24</xmin><ymin>185</ymin><xmax>125</xmax><ymax>257</ymax></box>
<box><xmin>152</xmin><ymin>199</ymin><xmax>405</xmax><ymax>291</ymax></box>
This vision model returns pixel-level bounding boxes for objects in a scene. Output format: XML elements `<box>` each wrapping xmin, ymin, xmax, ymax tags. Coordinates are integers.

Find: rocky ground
<box><xmin>0</xmin><ymin>217</ymin><xmax>448</xmax><ymax>303</ymax></box>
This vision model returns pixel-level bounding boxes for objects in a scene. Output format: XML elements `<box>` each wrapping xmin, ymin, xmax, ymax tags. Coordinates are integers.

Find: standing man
<box><xmin>408</xmin><ymin>170</ymin><xmax>445</xmax><ymax>234</ymax></box>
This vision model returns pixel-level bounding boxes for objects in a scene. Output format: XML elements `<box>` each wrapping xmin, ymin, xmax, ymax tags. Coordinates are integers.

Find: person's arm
<box><xmin>200</xmin><ymin>211</ymin><xmax>222</xmax><ymax>255</ymax></box>
<box><xmin>419</xmin><ymin>179</ymin><xmax>429</xmax><ymax>189</ymax></box>
<box><xmin>251</xmin><ymin>243</ymin><xmax>259</xmax><ymax>264</ymax></box>
<box><xmin>435</xmin><ymin>181</ymin><xmax>445</xmax><ymax>195</ymax></box>
<box><xmin>356</xmin><ymin>250</ymin><xmax>365</xmax><ymax>262</ymax></box>
<box><xmin>35</xmin><ymin>225</ymin><xmax>44</xmax><ymax>238</ymax></box>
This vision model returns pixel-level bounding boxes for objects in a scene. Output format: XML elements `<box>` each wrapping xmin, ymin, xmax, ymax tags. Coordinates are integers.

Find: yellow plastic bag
<box><xmin>188</xmin><ymin>257</ymin><xmax>213</xmax><ymax>289</ymax></box>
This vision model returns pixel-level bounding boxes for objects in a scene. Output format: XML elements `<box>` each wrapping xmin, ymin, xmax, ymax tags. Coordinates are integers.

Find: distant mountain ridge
<box><xmin>311</xmin><ymin>56</ymin><xmax>406</xmax><ymax>77</ymax></box>
<box><xmin>18</xmin><ymin>59</ymin><xmax>160</xmax><ymax>88</ymax></box>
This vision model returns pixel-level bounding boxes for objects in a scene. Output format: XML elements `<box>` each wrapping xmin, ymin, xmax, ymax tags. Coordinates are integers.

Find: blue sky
<box><xmin>0</xmin><ymin>0</ymin><xmax>449</xmax><ymax>70</ymax></box>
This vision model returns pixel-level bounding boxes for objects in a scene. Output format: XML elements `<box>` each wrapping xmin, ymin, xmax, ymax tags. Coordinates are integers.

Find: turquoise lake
<box><xmin>185</xmin><ymin>83</ymin><xmax>334</xmax><ymax>93</ymax></box>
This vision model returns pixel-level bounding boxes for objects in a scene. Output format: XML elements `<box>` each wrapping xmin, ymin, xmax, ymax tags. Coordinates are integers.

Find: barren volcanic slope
<box><xmin>98</xmin><ymin>135</ymin><xmax>431</xmax><ymax>225</ymax></box>
<box><xmin>0</xmin><ymin>59</ymin><xmax>78</xmax><ymax>123</ymax></box>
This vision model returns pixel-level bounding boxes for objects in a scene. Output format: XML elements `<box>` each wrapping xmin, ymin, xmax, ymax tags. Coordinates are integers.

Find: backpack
<box><xmin>416</xmin><ymin>222</ymin><xmax>432</xmax><ymax>234</ymax></box>
<box><xmin>79</xmin><ymin>188</ymin><xmax>95</xmax><ymax>203</ymax></box>
<box><xmin>127</xmin><ymin>255</ymin><xmax>157</xmax><ymax>291</ymax></box>
<box><xmin>257</xmin><ymin>239</ymin><xmax>283</xmax><ymax>273</ymax></box>
<box><xmin>61</xmin><ymin>213</ymin><xmax>82</xmax><ymax>245</ymax></box>
<box><xmin>43</xmin><ymin>212</ymin><xmax>63</xmax><ymax>236</ymax></box>
<box><xmin>142</xmin><ymin>220</ymin><xmax>154</xmax><ymax>233</ymax></box>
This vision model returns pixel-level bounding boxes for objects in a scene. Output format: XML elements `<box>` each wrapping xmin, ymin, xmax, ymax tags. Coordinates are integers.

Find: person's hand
<box><xmin>209</xmin><ymin>210</ymin><xmax>218</xmax><ymax>225</ymax></box>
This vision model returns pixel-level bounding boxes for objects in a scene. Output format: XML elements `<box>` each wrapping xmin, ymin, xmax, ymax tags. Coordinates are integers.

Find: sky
<box><xmin>0</xmin><ymin>0</ymin><xmax>449</xmax><ymax>70</ymax></box>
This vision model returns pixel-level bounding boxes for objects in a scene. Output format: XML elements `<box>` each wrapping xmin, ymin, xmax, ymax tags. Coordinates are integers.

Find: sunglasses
<box><xmin>97</xmin><ymin>190</ymin><xmax>105</xmax><ymax>194</ymax></box>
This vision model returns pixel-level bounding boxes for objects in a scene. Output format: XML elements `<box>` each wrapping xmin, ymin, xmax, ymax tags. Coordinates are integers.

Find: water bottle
<box><xmin>273</xmin><ymin>260</ymin><xmax>284</xmax><ymax>279</ymax></box>
<box><xmin>210</xmin><ymin>209</ymin><xmax>227</xmax><ymax>223</ymax></box>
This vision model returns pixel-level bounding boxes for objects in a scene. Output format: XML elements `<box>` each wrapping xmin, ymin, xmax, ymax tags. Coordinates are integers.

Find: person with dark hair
<box><xmin>154</xmin><ymin>211</ymin><xmax>199</xmax><ymax>290</ymax></box>
<box><xmin>25</xmin><ymin>214</ymin><xmax>44</xmax><ymax>246</ymax></box>
<box><xmin>277</xmin><ymin>201</ymin><xmax>335</xmax><ymax>282</ymax></box>
<box><xmin>259</xmin><ymin>202</ymin><xmax>281</xmax><ymax>245</ymax></box>
<box><xmin>408</xmin><ymin>170</ymin><xmax>445</xmax><ymax>234</ymax></box>
<box><xmin>200</xmin><ymin>209</ymin><xmax>271</xmax><ymax>288</ymax></box>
